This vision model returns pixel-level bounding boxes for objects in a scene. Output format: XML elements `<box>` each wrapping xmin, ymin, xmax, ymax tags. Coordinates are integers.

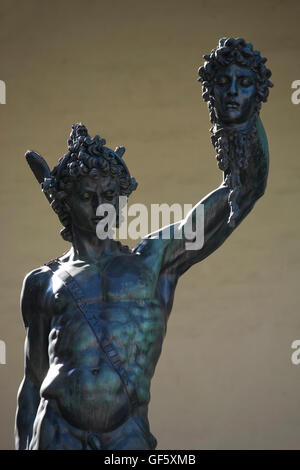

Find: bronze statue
<box><xmin>15</xmin><ymin>37</ymin><xmax>272</xmax><ymax>450</ymax></box>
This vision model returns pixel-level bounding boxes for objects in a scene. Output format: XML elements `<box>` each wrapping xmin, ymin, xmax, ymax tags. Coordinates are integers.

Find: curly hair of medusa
<box><xmin>198</xmin><ymin>37</ymin><xmax>273</xmax><ymax>124</ymax></box>
<box><xmin>47</xmin><ymin>123</ymin><xmax>138</xmax><ymax>243</ymax></box>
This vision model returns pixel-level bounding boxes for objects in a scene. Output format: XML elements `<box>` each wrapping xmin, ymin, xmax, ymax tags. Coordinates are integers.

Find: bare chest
<box><xmin>55</xmin><ymin>255</ymin><xmax>158</xmax><ymax>301</ymax></box>
<box><xmin>49</xmin><ymin>258</ymin><xmax>166</xmax><ymax>375</ymax></box>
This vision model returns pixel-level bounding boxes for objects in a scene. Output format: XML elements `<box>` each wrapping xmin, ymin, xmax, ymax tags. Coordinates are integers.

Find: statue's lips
<box><xmin>226</xmin><ymin>102</ymin><xmax>240</xmax><ymax>110</ymax></box>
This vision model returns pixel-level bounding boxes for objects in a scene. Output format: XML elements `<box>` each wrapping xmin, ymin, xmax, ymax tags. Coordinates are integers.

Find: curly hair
<box><xmin>198</xmin><ymin>37</ymin><xmax>273</xmax><ymax>125</ymax></box>
<box><xmin>198</xmin><ymin>38</ymin><xmax>273</xmax><ymax>227</ymax></box>
<box><xmin>42</xmin><ymin>123</ymin><xmax>138</xmax><ymax>243</ymax></box>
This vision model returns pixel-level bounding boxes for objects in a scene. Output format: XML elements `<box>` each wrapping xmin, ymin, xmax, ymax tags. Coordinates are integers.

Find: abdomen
<box><xmin>41</xmin><ymin>360</ymin><xmax>130</xmax><ymax>433</ymax></box>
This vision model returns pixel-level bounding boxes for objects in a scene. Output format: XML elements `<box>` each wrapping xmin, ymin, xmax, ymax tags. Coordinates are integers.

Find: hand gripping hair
<box><xmin>26</xmin><ymin>123</ymin><xmax>138</xmax><ymax>242</ymax></box>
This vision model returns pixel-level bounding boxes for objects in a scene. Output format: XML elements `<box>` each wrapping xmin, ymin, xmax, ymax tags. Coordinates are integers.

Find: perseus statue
<box><xmin>15</xmin><ymin>37</ymin><xmax>272</xmax><ymax>450</ymax></box>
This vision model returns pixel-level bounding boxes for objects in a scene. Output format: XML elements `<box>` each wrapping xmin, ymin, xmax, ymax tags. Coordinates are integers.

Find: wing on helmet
<box><xmin>25</xmin><ymin>150</ymin><xmax>53</xmax><ymax>203</ymax></box>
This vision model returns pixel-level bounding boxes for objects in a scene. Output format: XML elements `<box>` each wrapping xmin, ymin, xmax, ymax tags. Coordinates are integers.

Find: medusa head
<box><xmin>198</xmin><ymin>37</ymin><xmax>273</xmax><ymax>126</ymax></box>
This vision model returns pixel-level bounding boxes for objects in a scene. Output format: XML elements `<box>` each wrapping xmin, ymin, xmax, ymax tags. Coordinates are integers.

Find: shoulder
<box><xmin>133</xmin><ymin>236</ymin><xmax>170</xmax><ymax>274</ymax></box>
<box><xmin>21</xmin><ymin>265</ymin><xmax>54</xmax><ymax>326</ymax></box>
<box><xmin>22</xmin><ymin>265</ymin><xmax>53</xmax><ymax>295</ymax></box>
<box><xmin>21</xmin><ymin>250</ymin><xmax>71</xmax><ymax>294</ymax></box>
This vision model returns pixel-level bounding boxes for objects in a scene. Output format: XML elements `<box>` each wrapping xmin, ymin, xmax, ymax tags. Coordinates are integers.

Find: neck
<box><xmin>70</xmin><ymin>225</ymin><xmax>120</xmax><ymax>263</ymax></box>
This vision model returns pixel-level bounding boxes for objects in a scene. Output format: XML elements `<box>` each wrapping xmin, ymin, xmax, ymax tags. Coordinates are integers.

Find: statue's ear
<box><xmin>25</xmin><ymin>150</ymin><xmax>51</xmax><ymax>184</ymax></box>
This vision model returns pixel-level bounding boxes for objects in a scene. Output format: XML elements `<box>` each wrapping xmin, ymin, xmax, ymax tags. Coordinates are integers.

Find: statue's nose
<box><xmin>92</xmin><ymin>194</ymin><xmax>102</xmax><ymax>212</ymax></box>
<box><xmin>228</xmin><ymin>79</ymin><xmax>238</xmax><ymax>96</ymax></box>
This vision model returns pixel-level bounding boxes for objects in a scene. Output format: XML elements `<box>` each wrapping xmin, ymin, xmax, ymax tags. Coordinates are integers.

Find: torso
<box><xmin>39</xmin><ymin>248</ymin><xmax>175</xmax><ymax>434</ymax></box>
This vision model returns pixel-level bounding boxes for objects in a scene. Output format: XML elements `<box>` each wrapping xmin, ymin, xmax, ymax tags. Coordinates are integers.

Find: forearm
<box><xmin>251</xmin><ymin>117</ymin><xmax>269</xmax><ymax>198</ymax></box>
<box><xmin>15</xmin><ymin>375</ymin><xmax>41</xmax><ymax>450</ymax></box>
<box><xmin>190</xmin><ymin>116</ymin><xmax>269</xmax><ymax>226</ymax></box>
<box><xmin>140</xmin><ymin>118</ymin><xmax>269</xmax><ymax>276</ymax></box>
<box><xmin>166</xmin><ymin>118</ymin><xmax>269</xmax><ymax>273</ymax></box>
<box><xmin>234</xmin><ymin>117</ymin><xmax>269</xmax><ymax>214</ymax></box>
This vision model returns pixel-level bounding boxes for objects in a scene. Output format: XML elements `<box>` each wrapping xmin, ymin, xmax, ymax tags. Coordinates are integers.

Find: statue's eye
<box><xmin>103</xmin><ymin>191</ymin><xmax>115</xmax><ymax>201</ymax></box>
<box><xmin>240</xmin><ymin>77</ymin><xmax>253</xmax><ymax>87</ymax></box>
<box><xmin>81</xmin><ymin>192</ymin><xmax>91</xmax><ymax>201</ymax></box>
<box><xmin>216</xmin><ymin>76</ymin><xmax>228</xmax><ymax>86</ymax></box>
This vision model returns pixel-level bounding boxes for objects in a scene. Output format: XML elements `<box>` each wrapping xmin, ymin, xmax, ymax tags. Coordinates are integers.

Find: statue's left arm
<box><xmin>134</xmin><ymin>117</ymin><xmax>269</xmax><ymax>279</ymax></box>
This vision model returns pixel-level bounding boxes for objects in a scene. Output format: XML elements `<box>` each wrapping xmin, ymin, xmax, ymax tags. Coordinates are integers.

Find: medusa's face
<box><xmin>213</xmin><ymin>64</ymin><xmax>257</xmax><ymax>125</ymax></box>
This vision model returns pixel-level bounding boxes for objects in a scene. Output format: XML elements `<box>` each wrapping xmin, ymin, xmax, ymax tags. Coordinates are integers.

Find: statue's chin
<box><xmin>213</xmin><ymin>106</ymin><xmax>258</xmax><ymax>131</ymax></box>
<box><xmin>215</xmin><ymin>115</ymin><xmax>257</xmax><ymax>132</ymax></box>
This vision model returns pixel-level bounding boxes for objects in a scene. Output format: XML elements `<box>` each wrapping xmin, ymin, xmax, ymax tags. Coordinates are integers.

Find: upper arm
<box><xmin>20</xmin><ymin>267</ymin><xmax>52</xmax><ymax>386</ymax></box>
<box><xmin>134</xmin><ymin>181</ymin><xmax>256</xmax><ymax>279</ymax></box>
<box><xmin>16</xmin><ymin>267</ymin><xmax>52</xmax><ymax>448</ymax></box>
<box><xmin>151</xmin><ymin>182</ymin><xmax>234</xmax><ymax>278</ymax></box>
<box><xmin>134</xmin><ymin>118</ymin><xmax>269</xmax><ymax>279</ymax></box>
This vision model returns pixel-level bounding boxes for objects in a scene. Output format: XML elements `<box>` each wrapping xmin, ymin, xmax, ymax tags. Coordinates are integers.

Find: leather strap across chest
<box><xmin>45</xmin><ymin>258</ymin><xmax>139</xmax><ymax>413</ymax></box>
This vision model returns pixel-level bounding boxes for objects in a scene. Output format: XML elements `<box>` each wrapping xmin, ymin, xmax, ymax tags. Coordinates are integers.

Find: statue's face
<box><xmin>67</xmin><ymin>172</ymin><xmax>120</xmax><ymax>235</ymax></box>
<box><xmin>213</xmin><ymin>63</ymin><xmax>257</xmax><ymax>125</ymax></box>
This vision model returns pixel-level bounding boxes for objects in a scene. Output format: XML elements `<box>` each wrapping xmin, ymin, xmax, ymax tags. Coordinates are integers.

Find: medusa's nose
<box><xmin>227</xmin><ymin>77</ymin><xmax>238</xmax><ymax>97</ymax></box>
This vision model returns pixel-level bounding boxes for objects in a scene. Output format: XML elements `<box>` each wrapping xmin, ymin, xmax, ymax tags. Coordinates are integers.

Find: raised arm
<box><xmin>15</xmin><ymin>268</ymin><xmax>51</xmax><ymax>450</ymax></box>
<box><xmin>134</xmin><ymin>117</ymin><xmax>269</xmax><ymax>279</ymax></box>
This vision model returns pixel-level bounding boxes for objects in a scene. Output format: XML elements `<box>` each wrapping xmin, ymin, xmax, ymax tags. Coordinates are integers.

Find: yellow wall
<box><xmin>0</xmin><ymin>0</ymin><xmax>299</xmax><ymax>449</ymax></box>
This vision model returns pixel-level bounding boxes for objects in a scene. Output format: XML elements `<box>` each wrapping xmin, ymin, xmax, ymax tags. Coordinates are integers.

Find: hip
<box><xmin>29</xmin><ymin>398</ymin><xmax>157</xmax><ymax>450</ymax></box>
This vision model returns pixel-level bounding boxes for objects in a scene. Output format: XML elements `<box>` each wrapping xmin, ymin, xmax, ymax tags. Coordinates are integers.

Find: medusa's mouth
<box><xmin>226</xmin><ymin>101</ymin><xmax>240</xmax><ymax>110</ymax></box>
